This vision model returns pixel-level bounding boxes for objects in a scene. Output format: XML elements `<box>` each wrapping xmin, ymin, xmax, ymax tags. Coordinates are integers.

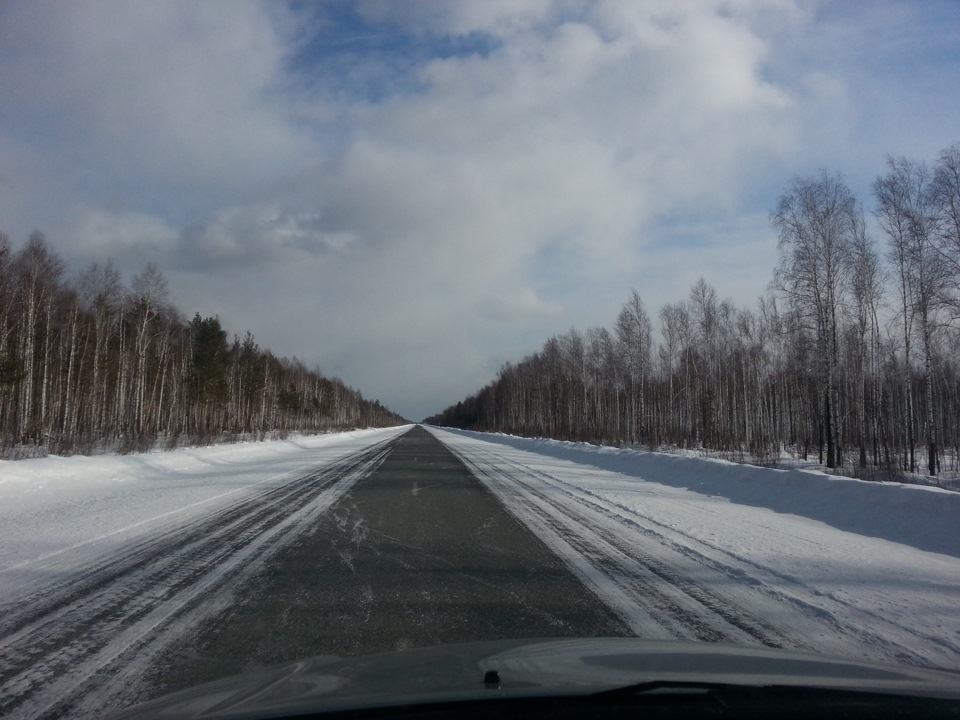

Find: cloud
<box><xmin>0</xmin><ymin>1</ymin><xmax>310</xmax><ymax>219</ymax></box>
<box><xmin>268</xmin><ymin>3</ymin><xmax>800</xmax><ymax>413</ymax></box>
<box><xmin>1</xmin><ymin>0</ymin><xmax>957</xmax><ymax>420</ymax></box>
<box><xmin>178</xmin><ymin>205</ymin><xmax>357</xmax><ymax>268</ymax></box>
<box><xmin>72</xmin><ymin>207</ymin><xmax>180</xmax><ymax>260</ymax></box>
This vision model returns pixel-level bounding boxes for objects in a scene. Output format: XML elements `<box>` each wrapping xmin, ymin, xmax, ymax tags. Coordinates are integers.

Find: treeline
<box><xmin>428</xmin><ymin>144</ymin><xmax>960</xmax><ymax>481</ymax></box>
<box><xmin>0</xmin><ymin>232</ymin><xmax>405</xmax><ymax>458</ymax></box>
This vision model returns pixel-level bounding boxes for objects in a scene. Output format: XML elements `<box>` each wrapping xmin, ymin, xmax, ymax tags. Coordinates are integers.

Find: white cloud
<box><xmin>0</xmin><ymin>1</ymin><xmax>310</xmax><ymax>212</ymax></box>
<box><xmin>1</xmin><ymin>0</ymin><xmax>957</xmax><ymax>420</ymax></box>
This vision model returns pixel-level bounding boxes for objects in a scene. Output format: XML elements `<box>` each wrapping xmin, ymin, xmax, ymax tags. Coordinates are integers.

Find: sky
<box><xmin>1</xmin><ymin>1</ymin><xmax>958</xmax><ymax>421</ymax></box>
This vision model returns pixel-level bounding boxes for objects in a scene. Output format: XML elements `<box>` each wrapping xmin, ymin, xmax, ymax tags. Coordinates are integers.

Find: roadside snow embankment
<box><xmin>439</xmin><ymin>429</ymin><xmax>960</xmax><ymax>559</ymax></box>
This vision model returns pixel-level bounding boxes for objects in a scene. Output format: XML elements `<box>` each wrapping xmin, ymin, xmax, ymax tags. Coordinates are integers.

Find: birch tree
<box><xmin>0</xmin><ymin>234</ymin><xmax>21</xmax><ymax>397</ymax></box>
<box><xmin>12</xmin><ymin>232</ymin><xmax>64</xmax><ymax>444</ymax></box>
<box><xmin>772</xmin><ymin>171</ymin><xmax>858</xmax><ymax>468</ymax></box>
<box><xmin>930</xmin><ymin>143</ymin><xmax>960</xmax><ymax>316</ymax></box>
<box><xmin>126</xmin><ymin>263</ymin><xmax>171</xmax><ymax>439</ymax></box>
<box><xmin>847</xmin><ymin>216</ymin><xmax>884</xmax><ymax>468</ymax></box>
<box><xmin>615</xmin><ymin>290</ymin><xmax>651</xmax><ymax>445</ymax></box>
<box><xmin>875</xmin><ymin>156</ymin><xmax>947</xmax><ymax>476</ymax></box>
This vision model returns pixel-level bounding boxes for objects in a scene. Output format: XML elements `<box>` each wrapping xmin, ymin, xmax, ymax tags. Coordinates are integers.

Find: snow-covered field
<box><xmin>429</xmin><ymin>426</ymin><xmax>960</xmax><ymax>672</ymax></box>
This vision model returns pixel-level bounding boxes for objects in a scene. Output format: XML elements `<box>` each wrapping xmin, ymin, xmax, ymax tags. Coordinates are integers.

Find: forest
<box><xmin>0</xmin><ymin>235</ymin><xmax>405</xmax><ymax>458</ymax></box>
<box><xmin>428</xmin><ymin>145</ymin><xmax>960</xmax><ymax>483</ymax></box>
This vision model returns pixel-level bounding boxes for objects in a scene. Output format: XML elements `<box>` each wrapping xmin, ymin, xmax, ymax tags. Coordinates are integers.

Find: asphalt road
<box><xmin>149</xmin><ymin>425</ymin><xmax>629</xmax><ymax>696</ymax></box>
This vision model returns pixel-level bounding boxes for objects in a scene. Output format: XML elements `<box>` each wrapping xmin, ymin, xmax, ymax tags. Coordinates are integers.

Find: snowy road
<box><xmin>2</xmin><ymin>424</ymin><xmax>959</xmax><ymax>718</ymax></box>
<box><xmin>429</xmin><ymin>427</ymin><xmax>960</xmax><ymax>672</ymax></box>
<box><xmin>0</xmin><ymin>427</ymin><xmax>407</xmax><ymax>719</ymax></box>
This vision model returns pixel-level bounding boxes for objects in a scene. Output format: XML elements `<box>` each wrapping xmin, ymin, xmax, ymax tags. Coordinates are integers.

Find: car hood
<box><xmin>113</xmin><ymin>638</ymin><xmax>960</xmax><ymax>718</ymax></box>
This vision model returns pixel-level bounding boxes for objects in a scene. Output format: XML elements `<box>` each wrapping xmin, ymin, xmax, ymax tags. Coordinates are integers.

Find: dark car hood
<box><xmin>114</xmin><ymin>638</ymin><xmax>960</xmax><ymax>718</ymax></box>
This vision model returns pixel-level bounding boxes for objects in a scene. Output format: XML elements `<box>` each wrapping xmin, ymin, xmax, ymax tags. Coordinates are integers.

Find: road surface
<box><xmin>0</xmin><ymin>426</ymin><xmax>627</xmax><ymax>719</ymax></box>
<box><xmin>145</xmin><ymin>425</ymin><xmax>628</xmax><ymax>698</ymax></box>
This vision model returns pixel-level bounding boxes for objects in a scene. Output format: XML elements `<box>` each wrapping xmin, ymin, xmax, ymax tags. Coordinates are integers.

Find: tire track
<box><xmin>506</xmin><ymin>454</ymin><xmax>960</xmax><ymax>666</ymax></box>
<box><xmin>0</xmin><ymin>436</ymin><xmax>396</xmax><ymax>720</ymax></box>
<box><xmin>501</xmin><ymin>460</ymin><xmax>792</xmax><ymax>644</ymax></box>
<box><xmin>439</xmin><ymin>433</ymin><xmax>959</xmax><ymax>669</ymax></box>
<box><xmin>442</xmin><ymin>438</ymin><xmax>795</xmax><ymax>646</ymax></box>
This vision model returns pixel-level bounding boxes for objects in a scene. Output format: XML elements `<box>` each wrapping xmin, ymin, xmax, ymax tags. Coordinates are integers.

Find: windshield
<box><xmin>0</xmin><ymin>2</ymin><xmax>958</xmax><ymax>719</ymax></box>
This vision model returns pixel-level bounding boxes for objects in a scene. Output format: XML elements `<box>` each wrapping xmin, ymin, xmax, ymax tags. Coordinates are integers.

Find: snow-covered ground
<box><xmin>0</xmin><ymin>426</ymin><xmax>411</xmax><ymax>592</ymax></box>
<box><xmin>429</xmin><ymin>426</ymin><xmax>960</xmax><ymax>672</ymax></box>
<box><xmin>0</xmin><ymin>425</ymin><xmax>411</xmax><ymax>718</ymax></box>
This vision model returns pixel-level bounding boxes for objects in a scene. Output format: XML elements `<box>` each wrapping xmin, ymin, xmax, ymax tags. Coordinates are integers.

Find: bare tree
<box><xmin>930</xmin><ymin>143</ymin><xmax>960</xmax><ymax>316</ymax></box>
<box><xmin>846</xmin><ymin>214</ymin><xmax>884</xmax><ymax>468</ymax></box>
<box><xmin>78</xmin><ymin>262</ymin><xmax>124</xmax><ymax>439</ymax></box>
<box><xmin>11</xmin><ymin>232</ymin><xmax>64</xmax><ymax>444</ymax></box>
<box><xmin>875</xmin><ymin>156</ymin><xmax>947</xmax><ymax>476</ymax></box>
<box><xmin>125</xmin><ymin>263</ymin><xmax>172</xmax><ymax>439</ymax></box>
<box><xmin>772</xmin><ymin>171</ymin><xmax>858</xmax><ymax>468</ymax></box>
<box><xmin>0</xmin><ymin>234</ymin><xmax>19</xmax><ymax>391</ymax></box>
<box><xmin>657</xmin><ymin>302</ymin><xmax>682</xmax><ymax>444</ymax></box>
<box><xmin>615</xmin><ymin>290</ymin><xmax>651</xmax><ymax>445</ymax></box>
